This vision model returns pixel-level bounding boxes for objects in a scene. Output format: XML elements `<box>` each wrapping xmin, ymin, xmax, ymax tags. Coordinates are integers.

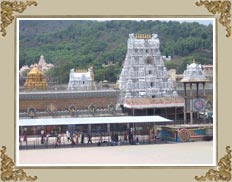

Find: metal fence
<box><xmin>19</xmin><ymin>131</ymin><xmax>166</xmax><ymax>150</ymax></box>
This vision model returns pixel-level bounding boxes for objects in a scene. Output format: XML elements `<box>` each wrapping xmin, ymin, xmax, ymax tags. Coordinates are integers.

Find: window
<box><xmin>150</xmin><ymin>82</ymin><xmax>154</xmax><ymax>87</ymax></box>
<box><xmin>145</xmin><ymin>56</ymin><xmax>154</xmax><ymax>65</ymax></box>
<box><xmin>148</xmin><ymin>70</ymin><xmax>152</xmax><ymax>74</ymax></box>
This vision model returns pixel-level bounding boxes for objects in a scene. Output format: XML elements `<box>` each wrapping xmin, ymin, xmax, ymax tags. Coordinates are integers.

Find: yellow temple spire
<box><xmin>24</xmin><ymin>67</ymin><xmax>48</xmax><ymax>90</ymax></box>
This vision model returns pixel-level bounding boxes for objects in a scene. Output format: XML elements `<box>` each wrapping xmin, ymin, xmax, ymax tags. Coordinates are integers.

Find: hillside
<box><xmin>19</xmin><ymin>20</ymin><xmax>213</xmax><ymax>83</ymax></box>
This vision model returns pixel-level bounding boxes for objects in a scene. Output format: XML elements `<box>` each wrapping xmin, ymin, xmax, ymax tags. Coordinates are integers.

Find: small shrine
<box><xmin>180</xmin><ymin>60</ymin><xmax>209</xmax><ymax>124</ymax></box>
<box><xmin>67</xmin><ymin>66</ymin><xmax>95</xmax><ymax>90</ymax></box>
<box><xmin>24</xmin><ymin>67</ymin><xmax>48</xmax><ymax>90</ymax></box>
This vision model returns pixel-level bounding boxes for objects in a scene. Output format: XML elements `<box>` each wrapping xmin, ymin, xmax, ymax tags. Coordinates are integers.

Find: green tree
<box><xmin>19</xmin><ymin>20</ymin><xmax>213</xmax><ymax>82</ymax></box>
<box><xmin>46</xmin><ymin>59</ymin><xmax>75</xmax><ymax>84</ymax></box>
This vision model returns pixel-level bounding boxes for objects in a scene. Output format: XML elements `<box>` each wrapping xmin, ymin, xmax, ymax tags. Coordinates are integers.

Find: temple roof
<box><xmin>19</xmin><ymin>116</ymin><xmax>173</xmax><ymax>126</ymax></box>
<box><xmin>124</xmin><ymin>97</ymin><xmax>184</xmax><ymax>109</ymax></box>
<box><xmin>69</xmin><ymin>69</ymin><xmax>92</xmax><ymax>80</ymax></box>
<box><xmin>27</xmin><ymin>67</ymin><xmax>43</xmax><ymax>76</ymax></box>
<box><xmin>180</xmin><ymin>61</ymin><xmax>210</xmax><ymax>83</ymax></box>
<box><xmin>24</xmin><ymin>67</ymin><xmax>47</xmax><ymax>90</ymax></box>
<box><xmin>38</xmin><ymin>55</ymin><xmax>46</xmax><ymax>67</ymax></box>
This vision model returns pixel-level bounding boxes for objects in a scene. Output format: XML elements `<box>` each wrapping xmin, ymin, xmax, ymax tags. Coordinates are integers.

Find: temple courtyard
<box><xmin>18</xmin><ymin>141</ymin><xmax>214</xmax><ymax>166</ymax></box>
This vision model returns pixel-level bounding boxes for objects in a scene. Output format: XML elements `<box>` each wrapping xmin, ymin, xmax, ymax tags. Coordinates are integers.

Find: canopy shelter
<box><xmin>18</xmin><ymin>116</ymin><xmax>172</xmax><ymax>126</ymax></box>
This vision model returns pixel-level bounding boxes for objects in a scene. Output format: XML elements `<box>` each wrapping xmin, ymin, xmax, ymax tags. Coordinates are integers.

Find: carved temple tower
<box><xmin>118</xmin><ymin>33</ymin><xmax>176</xmax><ymax>104</ymax></box>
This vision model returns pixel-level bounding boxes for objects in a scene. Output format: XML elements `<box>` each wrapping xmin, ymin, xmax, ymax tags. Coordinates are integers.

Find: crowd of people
<box><xmin>19</xmin><ymin>128</ymin><xmax>141</xmax><ymax>148</ymax></box>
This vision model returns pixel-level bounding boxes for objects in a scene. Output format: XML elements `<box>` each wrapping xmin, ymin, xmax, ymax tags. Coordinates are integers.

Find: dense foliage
<box><xmin>19</xmin><ymin>20</ymin><xmax>213</xmax><ymax>83</ymax></box>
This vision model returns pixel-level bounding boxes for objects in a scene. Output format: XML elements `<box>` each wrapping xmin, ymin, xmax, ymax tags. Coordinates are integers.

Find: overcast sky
<box><xmin>95</xmin><ymin>18</ymin><xmax>214</xmax><ymax>26</ymax></box>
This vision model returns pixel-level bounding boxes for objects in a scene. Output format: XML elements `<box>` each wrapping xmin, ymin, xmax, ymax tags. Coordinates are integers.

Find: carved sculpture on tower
<box><xmin>118</xmin><ymin>33</ymin><xmax>176</xmax><ymax>104</ymax></box>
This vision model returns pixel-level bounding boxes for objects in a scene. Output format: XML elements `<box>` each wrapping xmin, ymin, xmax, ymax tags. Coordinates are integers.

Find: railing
<box><xmin>19</xmin><ymin>132</ymin><xmax>163</xmax><ymax>150</ymax></box>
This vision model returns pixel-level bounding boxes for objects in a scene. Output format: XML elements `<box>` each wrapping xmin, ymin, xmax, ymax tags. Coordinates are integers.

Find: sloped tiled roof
<box><xmin>124</xmin><ymin>97</ymin><xmax>184</xmax><ymax>109</ymax></box>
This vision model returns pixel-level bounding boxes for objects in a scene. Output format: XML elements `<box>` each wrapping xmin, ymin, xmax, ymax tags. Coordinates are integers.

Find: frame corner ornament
<box><xmin>195</xmin><ymin>0</ymin><xmax>231</xmax><ymax>38</ymax></box>
<box><xmin>195</xmin><ymin>146</ymin><xmax>232</xmax><ymax>181</ymax></box>
<box><xmin>0</xmin><ymin>146</ymin><xmax>38</xmax><ymax>181</ymax></box>
<box><xmin>0</xmin><ymin>0</ymin><xmax>38</xmax><ymax>37</ymax></box>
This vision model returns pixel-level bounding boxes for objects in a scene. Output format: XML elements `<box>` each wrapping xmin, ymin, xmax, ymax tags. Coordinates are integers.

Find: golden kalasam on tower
<box><xmin>24</xmin><ymin>67</ymin><xmax>48</xmax><ymax>90</ymax></box>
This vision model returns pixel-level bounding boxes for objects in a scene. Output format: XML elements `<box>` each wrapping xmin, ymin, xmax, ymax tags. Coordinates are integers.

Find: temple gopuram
<box><xmin>24</xmin><ymin>67</ymin><xmax>48</xmax><ymax>90</ymax></box>
<box><xmin>118</xmin><ymin>33</ymin><xmax>176</xmax><ymax>100</ymax></box>
<box><xmin>118</xmin><ymin>33</ymin><xmax>184</xmax><ymax>119</ymax></box>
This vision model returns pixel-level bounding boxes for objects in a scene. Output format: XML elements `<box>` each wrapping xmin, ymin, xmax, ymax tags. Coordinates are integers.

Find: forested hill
<box><xmin>19</xmin><ymin>20</ymin><xmax>213</xmax><ymax>83</ymax></box>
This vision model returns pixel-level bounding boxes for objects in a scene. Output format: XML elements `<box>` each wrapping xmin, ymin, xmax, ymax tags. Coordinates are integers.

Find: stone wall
<box><xmin>19</xmin><ymin>88</ymin><xmax>213</xmax><ymax>113</ymax></box>
<box><xmin>19</xmin><ymin>90</ymin><xmax>119</xmax><ymax>112</ymax></box>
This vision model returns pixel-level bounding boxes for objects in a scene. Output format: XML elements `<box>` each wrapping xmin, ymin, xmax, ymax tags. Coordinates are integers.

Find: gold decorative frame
<box><xmin>0</xmin><ymin>0</ymin><xmax>232</xmax><ymax>181</ymax></box>
<box><xmin>0</xmin><ymin>0</ymin><xmax>37</xmax><ymax>37</ymax></box>
<box><xmin>0</xmin><ymin>146</ymin><xmax>37</xmax><ymax>181</ymax></box>
<box><xmin>196</xmin><ymin>0</ymin><xmax>231</xmax><ymax>37</ymax></box>
<box><xmin>195</xmin><ymin>146</ymin><xmax>232</xmax><ymax>181</ymax></box>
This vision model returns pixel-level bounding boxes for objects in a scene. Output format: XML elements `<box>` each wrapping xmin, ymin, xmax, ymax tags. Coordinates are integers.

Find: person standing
<box><xmin>115</xmin><ymin>133</ymin><xmax>119</xmax><ymax>144</ymax></box>
<box><xmin>87</xmin><ymin>134</ymin><xmax>92</xmax><ymax>144</ymax></box>
<box><xmin>124</xmin><ymin>132</ymin><xmax>128</xmax><ymax>144</ymax></box>
<box><xmin>46</xmin><ymin>133</ymin><xmax>50</xmax><ymax>144</ymax></box>
<box><xmin>23</xmin><ymin>133</ymin><xmax>27</xmax><ymax>145</ymax></box>
<box><xmin>41</xmin><ymin>129</ymin><xmax>45</xmax><ymax>144</ymax></box>
<box><xmin>99</xmin><ymin>133</ymin><xmax>103</xmax><ymax>143</ymax></box>
<box><xmin>76</xmin><ymin>134</ymin><xmax>79</xmax><ymax>144</ymax></box>
<box><xmin>81</xmin><ymin>133</ymin><xmax>84</xmax><ymax>144</ymax></box>
<box><xmin>129</xmin><ymin>131</ymin><xmax>133</xmax><ymax>144</ymax></box>
<box><xmin>66</xmin><ymin>130</ymin><xmax>71</xmax><ymax>143</ymax></box>
<box><xmin>55</xmin><ymin>134</ymin><xmax>61</xmax><ymax>148</ymax></box>
<box><xmin>111</xmin><ymin>132</ymin><xmax>115</xmax><ymax>145</ymax></box>
<box><xmin>71</xmin><ymin>135</ymin><xmax>76</xmax><ymax>146</ymax></box>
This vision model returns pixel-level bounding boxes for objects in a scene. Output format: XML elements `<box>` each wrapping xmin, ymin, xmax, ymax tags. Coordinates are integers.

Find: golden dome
<box><xmin>27</xmin><ymin>67</ymin><xmax>43</xmax><ymax>76</ymax></box>
<box><xmin>24</xmin><ymin>67</ymin><xmax>48</xmax><ymax>90</ymax></box>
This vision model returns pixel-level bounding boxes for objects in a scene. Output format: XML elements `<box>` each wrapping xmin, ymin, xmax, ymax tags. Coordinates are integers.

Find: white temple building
<box><xmin>67</xmin><ymin>66</ymin><xmax>96</xmax><ymax>90</ymax></box>
<box><xmin>118</xmin><ymin>33</ymin><xmax>177</xmax><ymax>104</ymax></box>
